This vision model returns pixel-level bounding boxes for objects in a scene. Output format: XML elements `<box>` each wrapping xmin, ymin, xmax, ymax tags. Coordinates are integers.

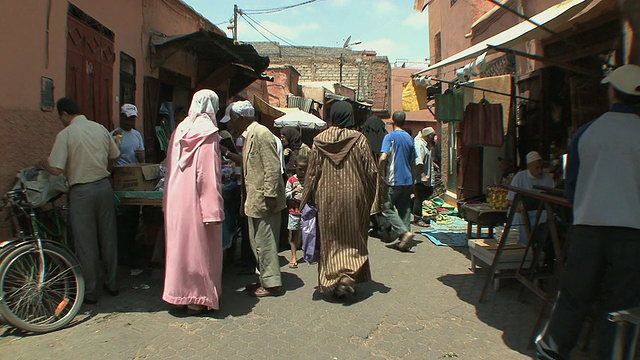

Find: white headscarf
<box><xmin>187</xmin><ymin>89</ymin><xmax>220</xmax><ymax>125</ymax></box>
<box><xmin>175</xmin><ymin>89</ymin><xmax>220</xmax><ymax>170</ymax></box>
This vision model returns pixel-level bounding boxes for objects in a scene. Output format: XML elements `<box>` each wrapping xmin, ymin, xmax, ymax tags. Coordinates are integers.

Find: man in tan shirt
<box><xmin>221</xmin><ymin>100</ymin><xmax>285</xmax><ymax>297</ymax></box>
<box><xmin>44</xmin><ymin>97</ymin><xmax>120</xmax><ymax>305</ymax></box>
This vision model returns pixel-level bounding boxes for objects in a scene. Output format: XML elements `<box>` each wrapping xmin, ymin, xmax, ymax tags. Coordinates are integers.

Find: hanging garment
<box><xmin>402</xmin><ymin>80</ymin><xmax>428</xmax><ymax>112</ymax></box>
<box><xmin>462</xmin><ymin>101</ymin><xmax>504</xmax><ymax>147</ymax></box>
<box><xmin>435</xmin><ymin>92</ymin><xmax>464</xmax><ymax>122</ymax></box>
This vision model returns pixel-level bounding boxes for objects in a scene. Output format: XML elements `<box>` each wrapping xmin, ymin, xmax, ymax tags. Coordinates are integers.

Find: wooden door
<box><xmin>65</xmin><ymin>15</ymin><xmax>114</xmax><ymax>129</ymax></box>
<box><xmin>457</xmin><ymin>122</ymin><xmax>484</xmax><ymax>200</ymax></box>
<box><xmin>143</xmin><ymin>77</ymin><xmax>161</xmax><ymax>163</ymax></box>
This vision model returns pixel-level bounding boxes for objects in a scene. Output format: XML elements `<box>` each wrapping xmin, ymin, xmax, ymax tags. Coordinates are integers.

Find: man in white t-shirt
<box><xmin>112</xmin><ymin>104</ymin><xmax>145</xmax><ymax>165</ymax></box>
<box><xmin>507</xmin><ymin>151</ymin><xmax>554</xmax><ymax>244</ymax></box>
<box><xmin>413</xmin><ymin>127</ymin><xmax>436</xmax><ymax>227</ymax></box>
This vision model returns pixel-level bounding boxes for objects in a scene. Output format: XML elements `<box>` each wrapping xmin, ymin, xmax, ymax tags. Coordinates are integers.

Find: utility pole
<box><xmin>233</xmin><ymin>4</ymin><xmax>238</xmax><ymax>43</ymax></box>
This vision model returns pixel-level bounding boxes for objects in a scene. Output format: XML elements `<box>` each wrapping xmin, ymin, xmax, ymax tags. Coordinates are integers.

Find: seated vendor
<box><xmin>507</xmin><ymin>151</ymin><xmax>555</xmax><ymax>244</ymax></box>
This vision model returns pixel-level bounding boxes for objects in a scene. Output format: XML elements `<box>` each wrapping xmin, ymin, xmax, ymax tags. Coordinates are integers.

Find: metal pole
<box><xmin>339</xmin><ymin>53</ymin><xmax>343</xmax><ymax>84</ymax></box>
<box><xmin>233</xmin><ymin>4</ymin><xmax>238</xmax><ymax>43</ymax></box>
<box><xmin>430</xmin><ymin>77</ymin><xmax>540</xmax><ymax>102</ymax></box>
<box><xmin>488</xmin><ymin>45</ymin><xmax>599</xmax><ymax>77</ymax></box>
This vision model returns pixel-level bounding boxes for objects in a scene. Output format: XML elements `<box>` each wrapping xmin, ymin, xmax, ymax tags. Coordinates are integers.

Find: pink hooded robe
<box><xmin>162</xmin><ymin>90</ymin><xmax>224</xmax><ymax>310</ymax></box>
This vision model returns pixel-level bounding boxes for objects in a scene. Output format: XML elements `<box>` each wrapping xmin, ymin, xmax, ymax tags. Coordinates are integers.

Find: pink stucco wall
<box><xmin>0</xmin><ymin>0</ymin><xmax>222</xmax><ymax>235</ymax></box>
<box><xmin>0</xmin><ymin>1</ymin><xmax>142</xmax><ymax>201</ymax></box>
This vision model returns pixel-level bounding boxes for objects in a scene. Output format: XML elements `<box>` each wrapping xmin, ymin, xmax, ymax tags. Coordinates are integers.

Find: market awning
<box><xmin>150</xmin><ymin>29</ymin><xmax>271</xmax><ymax>95</ymax></box>
<box><xmin>413</xmin><ymin>0</ymin><xmax>593</xmax><ymax>76</ymax></box>
<box><xmin>253</xmin><ymin>95</ymin><xmax>301</xmax><ymax>118</ymax></box>
<box><xmin>324</xmin><ymin>93</ymin><xmax>373</xmax><ymax>109</ymax></box>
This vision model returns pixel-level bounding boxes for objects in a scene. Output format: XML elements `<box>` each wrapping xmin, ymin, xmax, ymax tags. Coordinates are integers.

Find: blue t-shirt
<box><xmin>111</xmin><ymin>128</ymin><xmax>144</xmax><ymax>165</ymax></box>
<box><xmin>381</xmin><ymin>130</ymin><xmax>415</xmax><ymax>186</ymax></box>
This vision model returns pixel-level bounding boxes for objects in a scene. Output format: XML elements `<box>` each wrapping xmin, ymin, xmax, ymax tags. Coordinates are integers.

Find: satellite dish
<box><xmin>342</xmin><ymin>36</ymin><xmax>352</xmax><ymax>48</ymax></box>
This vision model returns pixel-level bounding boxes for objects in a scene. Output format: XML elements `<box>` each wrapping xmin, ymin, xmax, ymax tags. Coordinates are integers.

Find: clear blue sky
<box><xmin>182</xmin><ymin>0</ymin><xmax>431</xmax><ymax>67</ymax></box>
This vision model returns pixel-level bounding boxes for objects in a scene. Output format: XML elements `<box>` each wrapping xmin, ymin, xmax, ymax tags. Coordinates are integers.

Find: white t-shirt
<box><xmin>507</xmin><ymin>169</ymin><xmax>554</xmax><ymax>244</ymax></box>
<box><xmin>507</xmin><ymin>170</ymin><xmax>554</xmax><ymax>202</ymax></box>
<box><xmin>414</xmin><ymin>135</ymin><xmax>434</xmax><ymax>186</ymax></box>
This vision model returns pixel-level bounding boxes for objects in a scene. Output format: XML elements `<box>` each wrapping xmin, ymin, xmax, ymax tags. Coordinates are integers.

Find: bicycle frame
<box><xmin>3</xmin><ymin>189</ymin><xmax>52</xmax><ymax>286</ymax></box>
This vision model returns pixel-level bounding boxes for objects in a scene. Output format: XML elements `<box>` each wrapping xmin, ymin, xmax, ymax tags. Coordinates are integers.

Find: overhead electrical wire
<box><xmin>242</xmin><ymin>0</ymin><xmax>327</xmax><ymax>15</ymax></box>
<box><xmin>241</xmin><ymin>12</ymin><xmax>314</xmax><ymax>52</ymax></box>
<box><xmin>239</xmin><ymin>12</ymin><xmax>327</xmax><ymax>59</ymax></box>
<box><xmin>239</xmin><ymin>13</ymin><xmax>280</xmax><ymax>45</ymax></box>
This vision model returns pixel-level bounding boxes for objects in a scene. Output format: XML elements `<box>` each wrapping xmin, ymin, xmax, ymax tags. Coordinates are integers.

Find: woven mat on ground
<box><xmin>418</xmin><ymin>216</ymin><xmax>468</xmax><ymax>247</ymax></box>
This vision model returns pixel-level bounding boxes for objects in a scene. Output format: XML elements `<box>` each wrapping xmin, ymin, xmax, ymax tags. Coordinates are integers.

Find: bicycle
<box><xmin>0</xmin><ymin>187</ymin><xmax>84</xmax><ymax>333</ymax></box>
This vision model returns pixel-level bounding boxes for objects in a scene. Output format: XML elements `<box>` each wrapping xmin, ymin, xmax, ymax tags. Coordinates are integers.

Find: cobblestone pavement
<box><xmin>0</xmin><ymin>225</ymin><xmax>594</xmax><ymax>359</ymax></box>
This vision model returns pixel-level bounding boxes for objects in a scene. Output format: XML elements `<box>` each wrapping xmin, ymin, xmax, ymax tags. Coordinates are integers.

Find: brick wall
<box><xmin>251</xmin><ymin>42</ymin><xmax>390</xmax><ymax>115</ymax></box>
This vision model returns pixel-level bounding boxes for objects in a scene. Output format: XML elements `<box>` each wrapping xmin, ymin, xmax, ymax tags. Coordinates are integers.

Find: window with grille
<box><xmin>434</xmin><ymin>32</ymin><xmax>442</xmax><ymax>63</ymax></box>
<box><xmin>120</xmin><ymin>52</ymin><xmax>136</xmax><ymax>106</ymax></box>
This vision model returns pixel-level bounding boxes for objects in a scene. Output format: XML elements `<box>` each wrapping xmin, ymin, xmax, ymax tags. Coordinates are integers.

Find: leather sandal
<box><xmin>397</xmin><ymin>234</ymin><xmax>414</xmax><ymax>252</ymax></box>
<box><xmin>186</xmin><ymin>304</ymin><xmax>210</xmax><ymax>316</ymax></box>
<box><xmin>334</xmin><ymin>279</ymin><xmax>357</xmax><ymax>303</ymax></box>
<box><xmin>251</xmin><ymin>286</ymin><xmax>283</xmax><ymax>298</ymax></box>
<box><xmin>245</xmin><ymin>282</ymin><xmax>261</xmax><ymax>291</ymax></box>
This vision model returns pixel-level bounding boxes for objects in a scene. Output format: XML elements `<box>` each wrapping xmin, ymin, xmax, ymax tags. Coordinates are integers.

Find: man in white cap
<box><xmin>218</xmin><ymin>103</ymin><xmax>258</xmax><ymax>275</ymax></box>
<box><xmin>111</xmin><ymin>104</ymin><xmax>145</xmax><ymax>266</ymax></box>
<box><xmin>506</xmin><ymin>150</ymin><xmax>554</xmax><ymax>244</ymax></box>
<box><xmin>112</xmin><ymin>104</ymin><xmax>145</xmax><ymax>165</ymax></box>
<box><xmin>413</xmin><ymin>126</ymin><xmax>436</xmax><ymax>227</ymax></box>
<box><xmin>536</xmin><ymin>64</ymin><xmax>640</xmax><ymax>359</ymax></box>
<box><xmin>220</xmin><ymin>100</ymin><xmax>286</xmax><ymax>297</ymax></box>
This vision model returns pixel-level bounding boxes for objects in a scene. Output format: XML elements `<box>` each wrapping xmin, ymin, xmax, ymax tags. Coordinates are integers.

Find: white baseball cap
<box><xmin>219</xmin><ymin>104</ymin><xmax>233</xmax><ymax>124</ymax></box>
<box><xmin>601</xmin><ymin>64</ymin><xmax>640</xmax><ymax>96</ymax></box>
<box><xmin>220</xmin><ymin>100</ymin><xmax>254</xmax><ymax>123</ymax></box>
<box><xmin>526</xmin><ymin>151</ymin><xmax>542</xmax><ymax>165</ymax></box>
<box><xmin>120</xmin><ymin>104</ymin><xmax>138</xmax><ymax>117</ymax></box>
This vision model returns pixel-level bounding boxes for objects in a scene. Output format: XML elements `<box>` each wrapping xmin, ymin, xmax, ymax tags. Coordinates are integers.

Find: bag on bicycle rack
<box><xmin>12</xmin><ymin>167</ymin><xmax>68</xmax><ymax>207</ymax></box>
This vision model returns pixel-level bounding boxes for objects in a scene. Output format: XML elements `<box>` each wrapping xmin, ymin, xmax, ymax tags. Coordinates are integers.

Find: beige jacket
<box><xmin>242</xmin><ymin>122</ymin><xmax>286</xmax><ymax>218</ymax></box>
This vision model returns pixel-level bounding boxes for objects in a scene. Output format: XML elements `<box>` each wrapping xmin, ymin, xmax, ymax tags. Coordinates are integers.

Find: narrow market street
<box><xmin>2</xmin><ymin>224</ymin><xmax>551</xmax><ymax>360</ymax></box>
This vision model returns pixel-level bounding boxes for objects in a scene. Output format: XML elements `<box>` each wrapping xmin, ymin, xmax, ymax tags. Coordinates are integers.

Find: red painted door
<box><xmin>456</xmin><ymin>122</ymin><xmax>484</xmax><ymax>200</ymax></box>
<box><xmin>65</xmin><ymin>15</ymin><xmax>114</xmax><ymax>129</ymax></box>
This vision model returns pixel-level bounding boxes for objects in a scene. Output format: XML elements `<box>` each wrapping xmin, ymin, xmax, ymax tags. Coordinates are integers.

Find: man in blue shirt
<box><xmin>535</xmin><ymin>65</ymin><xmax>640</xmax><ymax>359</ymax></box>
<box><xmin>379</xmin><ymin>111</ymin><xmax>416</xmax><ymax>252</ymax></box>
<box><xmin>112</xmin><ymin>104</ymin><xmax>145</xmax><ymax>165</ymax></box>
<box><xmin>112</xmin><ymin>104</ymin><xmax>145</xmax><ymax>266</ymax></box>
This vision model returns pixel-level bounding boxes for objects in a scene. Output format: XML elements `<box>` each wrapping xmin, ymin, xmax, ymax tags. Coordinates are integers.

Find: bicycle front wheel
<box><xmin>0</xmin><ymin>242</ymin><xmax>85</xmax><ymax>333</ymax></box>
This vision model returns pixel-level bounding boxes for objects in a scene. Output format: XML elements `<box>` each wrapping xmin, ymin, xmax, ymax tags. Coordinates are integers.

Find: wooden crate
<box><xmin>468</xmin><ymin>238</ymin><xmax>544</xmax><ymax>290</ymax></box>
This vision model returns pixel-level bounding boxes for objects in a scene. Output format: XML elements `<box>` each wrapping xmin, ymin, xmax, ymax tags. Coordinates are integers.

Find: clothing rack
<box><xmin>429</xmin><ymin>77</ymin><xmax>541</xmax><ymax>103</ymax></box>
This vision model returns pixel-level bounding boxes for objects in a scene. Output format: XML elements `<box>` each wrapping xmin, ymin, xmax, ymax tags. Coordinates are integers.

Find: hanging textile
<box><xmin>461</xmin><ymin>100</ymin><xmax>504</xmax><ymax>147</ymax></box>
<box><xmin>468</xmin><ymin>75</ymin><xmax>512</xmax><ymax>136</ymax></box>
<box><xmin>435</xmin><ymin>92</ymin><xmax>464</xmax><ymax>122</ymax></box>
<box><xmin>402</xmin><ymin>80</ymin><xmax>428</xmax><ymax>112</ymax></box>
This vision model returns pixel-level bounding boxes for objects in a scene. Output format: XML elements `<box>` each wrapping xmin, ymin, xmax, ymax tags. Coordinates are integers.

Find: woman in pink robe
<box><xmin>163</xmin><ymin>89</ymin><xmax>224</xmax><ymax>314</ymax></box>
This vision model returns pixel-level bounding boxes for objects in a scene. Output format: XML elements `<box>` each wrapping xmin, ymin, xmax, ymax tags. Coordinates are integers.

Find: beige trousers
<box><xmin>248</xmin><ymin>212</ymin><xmax>282</xmax><ymax>288</ymax></box>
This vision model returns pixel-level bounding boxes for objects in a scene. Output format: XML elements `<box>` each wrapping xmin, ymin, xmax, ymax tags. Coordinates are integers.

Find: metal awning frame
<box><xmin>412</xmin><ymin>0</ymin><xmax>594</xmax><ymax>76</ymax></box>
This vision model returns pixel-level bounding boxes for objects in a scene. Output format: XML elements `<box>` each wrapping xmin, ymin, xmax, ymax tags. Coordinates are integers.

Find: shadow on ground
<box><xmin>438</xmin><ymin>271</ymin><xmax>543</xmax><ymax>358</ymax></box>
<box><xmin>0</xmin><ymin>258</ymin><xmax>305</xmax><ymax>337</ymax></box>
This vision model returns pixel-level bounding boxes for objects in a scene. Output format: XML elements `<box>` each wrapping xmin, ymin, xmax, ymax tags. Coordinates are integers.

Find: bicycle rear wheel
<box><xmin>0</xmin><ymin>242</ymin><xmax>85</xmax><ymax>333</ymax></box>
